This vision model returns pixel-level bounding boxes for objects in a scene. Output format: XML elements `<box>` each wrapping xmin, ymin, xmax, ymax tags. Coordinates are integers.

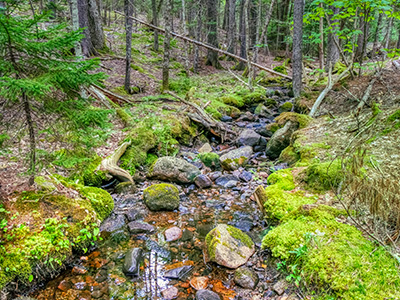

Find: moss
<box><xmin>273</xmin><ymin>65</ymin><xmax>288</xmax><ymax>75</ymax></box>
<box><xmin>116</xmin><ymin>108</ymin><xmax>132</xmax><ymax>125</ymax></box>
<box><xmin>143</xmin><ymin>183</ymin><xmax>179</xmax><ymax>198</ymax></box>
<box><xmin>131</xmin><ymin>64</ymin><xmax>145</xmax><ymax>73</ymax></box>
<box><xmin>258</xmin><ymin>76</ymin><xmax>283</xmax><ymax>87</ymax></box>
<box><xmin>79</xmin><ymin>186</ymin><xmax>114</xmax><ymax>221</ymax></box>
<box><xmin>114</xmin><ymin>182</ymin><xmax>135</xmax><ymax>194</ymax></box>
<box><xmin>278</xmin><ymin>102</ymin><xmax>293</xmax><ymax>112</ymax></box>
<box><xmin>267</xmin><ymin>169</ymin><xmax>295</xmax><ymax>191</ymax></box>
<box><xmin>220</xmin><ymin>95</ymin><xmax>245</xmax><ymax>108</ymax></box>
<box><xmin>225</xmin><ymin>225</ymin><xmax>253</xmax><ymax>248</ymax></box>
<box><xmin>266</xmin><ymin>123</ymin><xmax>280</xmax><ymax>134</ymax></box>
<box><xmin>198</xmin><ymin>152</ymin><xmax>221</xmax><ymax>169</ymax></box>
<box><xmin>262</xmin><ymin>205</ymin><xmax>400</xmax><ymax>299</ymax></box>
<box><xmin>220</xmin><ymin>156</ymin><xmax>247</xmax><ymax>170</ymax></box>
<box><xmin>34</xmin><ymin>176</ymin><xmax>56</xmax><ymax>191</ymax></box>
<box><xmin>0</xmin><ymin>133</ymin><xmax>9</xmax><ymax>147</ymax></box>
<box><xmin>243</xmin><ymin>92</ymin><xmax>267</xmax><ymax>105</ymax></box>
<box><xmin>266</xmin><ymin>98</ymin><xmax>278</xmax><ymax>108</ymax></box>
<box><xmin>275</xmin><ymin>112</ymin><xmax>312</xmax><ymax>129</ymax></box>
<box><xmin>279</xmin><ymin>146</ymin><xmax>300</xmax><ymax>165</ymax></box>
<box><xmin>82</xmin><ymin>170</ymin><xmax>107</xmax><ymax>187</ymax></box>
<box><xmin>305</xmin><ymin>160</ymin><xmax>343</xmax><ymax>191</ymax></box>
<box><xmin>145</xmin><ymin>153</ymin><xmax>158</xmax><ymax>166</ymax></box>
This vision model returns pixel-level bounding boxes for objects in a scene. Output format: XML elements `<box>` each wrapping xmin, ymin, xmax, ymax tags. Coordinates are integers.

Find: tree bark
<box><xmin>236</xmin><ymin>0</ymin><xmax>247</xmax><ymax>70</ymax></box>
<box><xmin>205</xmin><ymin>0</ymin><xmax>220</xmax><ymax>68</ymax></box>
<box><xmin>87</xmin><ymin>0</ymin><xmax>105</xmax><ymax>50</ymax></box>
<box><xmin>151</xmin><ymin>0</ymin><xmax>159</xmax><ymax>51</ymax></box>
<box><xmin>292</xmin><ymin>0</ymin><xmax>303</xmax><ymax>98</ymax></box>
<box><xmin>78</xmin><ymin>0</ymin><xmax>92</xmax><ymax>56</ymax></box>
<box><xmin>71</xmin><ymin>0</ymin><xmax>83</xmax><ymax>57</ymax></box>
<box><xmin>373</xmin><ymin>12</ymin><xmax>383</xmax><ymax>53</ymax></box>
<box><xmin>22</xmin><ymin>92</ymin><xmax>36</xmax><ymax>185</ymax></box>
<box><xmin>181</xmin><ymin>0</ymin><xmax>190</xmax><ymax>75</ymax></box>
<box><xmin>259</xmin><ymin>0</ymin><xmax>275</xmax><ymax>55</ymax></box>
<box><xmin>384</xmin><ymin>13</ymin><xmax>394</xmax><ymax>49</ymax></box>
<box><xmin>226</xmin><ymin>0</ymin><xmax>236</xmax><ymax>55</ymax></box>
<box><xmin>124</xmin><ymin>0</ymin><xmax>133</xmax><ymax>93</ymax></box>
<box><xmin>244</xmin><ymin>0</ymin><xmax>252</xmax><ymax>90</ymax></box>
<box><xmin>193</xmin><ymin>0</ymin><xmax>202</xmax><ymax>73</ymax></box>
<box><xmin>354</xmin><ymin>8</ymin><xmax>370</xmax><ymax>64</ymax></box>
<box><xmin>318</xmin><ymin>2</ymin><xmax>324</xmax><ymax>70</ymax></box>
<box><xmin>326</xmin><ymin>5</ymin><xmax>340</xmax><ymax>68</ymax></box>
<box><xmin>162</xmin><ymin>0</ymin><xmax>172</xmax><ymax>91</ymax></box>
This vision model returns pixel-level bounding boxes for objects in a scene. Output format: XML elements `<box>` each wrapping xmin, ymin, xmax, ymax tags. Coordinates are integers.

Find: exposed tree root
<box><xmin>100</xmin><ymin>141</ymin><xmax>133</xmax><ymax>183</ymax></box>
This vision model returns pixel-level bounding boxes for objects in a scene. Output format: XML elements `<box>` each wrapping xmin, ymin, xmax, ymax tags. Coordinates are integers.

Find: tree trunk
<box><xmin>193</xmin><ymin>0</ymin><xmax>202</xmax><ymax>73</ymax></box>
<box><xmin>236</xmin><ymin>0</ymin><xmax>246</xmax><ymax>70</ymax></box>
<box><xmin>384</xmin><ymin>13</ymin><xmax>394</xmax><ymax>49</ymax></box>
<box><xmin>253</xmin><ymin>0</ymin><xmax>261</xmax><ymax>65</ymax></box>
<box><xmin>244</xmin><ymin>0</ymin><xmax>253</xmax><ymax>90</ymax></box>
<box><xmin>152</xmin><ymin>0</ymin><xmax>159</xmax><ymax>51</ymax></box>
<box><xmin>162</xmin><ymin>0</ymin><xmax>172</xmax><ymax>91</ymax></box>
<box><xmin>292</xmin><ymin>0</ymin><xmax>303</xmax><ymax>98</ymax></box>
<box><xmin>326</xmin><ymin>5</ymin><xmax>340</xmax><ymax>67</ymax></box>
<box><xmin>260</xmin><ymin>0</ymin><xmax>275</xmax><ymax>55</ymax></box>
<box><xmin>78</xmin><ymin>0</ymin><xmax>92</xmax><ymax>56</ymax></box>
<box><xmin>22</xmin><ymin>92</ymin><xmax>36</xmax><ymax>185</ymax></box>
<box><xmin>124</xmin><ymin>0</ymin><xmax>133</xmax><ymax>93</ymax></box>
<box><xmin>227</xmin><ymin>0</ymin><xmax>236</xmax><ymax>55</ymax></box>
<box><xmin>373</xmin><ymin>12</ymin><xmax>383</xmax><ymax>53</ymax></box>
<box><xmin>87</xmin><ymin>0</ymin><xmax>105</xmax><ymax>50</ymax></box>
<box><xmin>205</xmin><ymin>0</ymin><xmax>220</xmax><ymax>68</ymax></box>
<box><xmin>222</xmin><ymin>0</ymin><xmax>229</xmax><ymax>31</ymax></box>
<box><xmin>71</xmin><ymin>0</ymin><xmax>83</xmax><ymax>57</ymax></box>
<box><xmin>318</xmin><ymin>2</ymin><xmax>324</xmax><ymax>70</ymax></box>
<box><xmin>181</xmin><ymin>0</ymin><xmax>190</xmax><ymax>75</ymax></box>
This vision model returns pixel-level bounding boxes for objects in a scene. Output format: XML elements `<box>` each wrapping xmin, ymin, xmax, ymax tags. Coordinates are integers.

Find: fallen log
<box><xmin>115</xmin><ymin>11</ymin><xmax>292</xmax><ymax>80</ymax></box>
<box><xmin>354</xmin><ymin>71</ymin><xmax>381</xmax><ymax>117</ymax></box>
<box><xmin>100</xmin><ymin>141</ymin><xmax>134</xmax><ymax>183</ymax></box>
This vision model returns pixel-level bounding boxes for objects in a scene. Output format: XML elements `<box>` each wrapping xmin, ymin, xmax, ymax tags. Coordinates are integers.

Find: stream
<box><xmin>30</xmin><ymin>87</ymin><xmax>294</xmax><ymax>300</ymax></box>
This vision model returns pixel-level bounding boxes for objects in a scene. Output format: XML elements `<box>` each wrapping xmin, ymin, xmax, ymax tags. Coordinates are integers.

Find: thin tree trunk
<box><xmin>326</xmin><ymin>5</ymin><xmax>340</xmax><ymax>67</ymax></box>
<box><xmin>87</xmin><ymin>0</ymin><xmax>105</xmax><ymax>50</ymax></box>
<box><xmin>71</xmin><ymin>0</ymin><xmax>82</xmax><ymax>57</ymax></box>
<box><xmin>227</xmin><ymin>0</ymin><xmax>236</xmax><ymax>55</ymax></box>
<box><xmin>236</xmin><ymin>0</ymin><xmax>246</xmax><ymax>70</ymax></box>
<box><xmin>253</xmin><ymin>0</ymin><xmax>261</xmax><ymax>65</ymax></box>
<box><xmin>384</xmin><ymin>13</ymin><xmax>394</xmax><ymax>49</ymax></box>
<box><xmin>181</xmin><ymin>0</ymin><xmax>190</xmax><ymax>75</ymax></box>
<box><xmin>244</xmin><ymin>0</ymin><xmax>253</xmax><ymax>90</ymax></box>
<box><xmin>193</xmin><ymin>0</ymin><xmax>202</xmax><ymax>73</ymax></box>
<box><xmin>284</xmin><ymin>0</ymin><xmax>292</xmax><ymax>57</ymax></box>
<box><xmin>373</xmin><ymin>12</ymin><xmax>382</xmax><ymax>53</ymax></box>
<box><xmin>78</xmin><ymin>0</ymin><xmax>92</xmax><ymax>56</ymax></box>
<box><xmin>318</xmin><ymin>2</ymin><xmax>324</xmax><ymax>70</ymax></box>
<box><xmin>124</xmin><ymin>0</ymin><xmax>133</xmax><ymax>93</ymax></box>
<box><xmin>22</xmin><ymin>92</ymin><xmax>36</xmax><ymax>185</ymax></box>
<box><xmin>205</xmin><ymin>0</ymin><xmax>220</xmax><ymax>67</ymax></box>
<box><xmin>260</xmin><ymin>0</ymin><xmax>275</xmax><ymax>55</ymax></box>
<box><xmin>222</xmin><ymin>0</ymin><xmax>229</xmax><ymax>30</ymax></box>
<box><xmin>162</xmin><ymin>0</ymin><xmax>172</xmax><ymax>91</ymax></box>
<box><xmin>292</xmin><ymin>0</ymin><xmax>303</xmax><ymax>98</ymax></box>
<box><xmin>152</xmin><ymin>0</ymin><xmax>159</xmax><ymax>51</ymax></box>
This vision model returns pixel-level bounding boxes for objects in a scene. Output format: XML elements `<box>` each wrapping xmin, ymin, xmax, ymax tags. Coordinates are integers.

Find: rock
<box><xmin>125</xmin><ymin>209</ymin><xmax>144</xmax><ymax>221</ymax></box>
<box><xmin>234</xmin><ymin>266</ymin><xmax>259</xmax><ymax>289</ymax></box>
<box><xmin>215</xmin><ymin>174</ymin><xmax>239</xmax><ymax>187</ymax></box>
<box><xmin>273</xmin><ymin>279</ymin><xmax>289</xmax><ymax>295</ymax></box>
<box><xmin>198</xmin><ymin>143</ymin><xmax>213</xmax><ymax>153</ymax></box>
<box><xmin>205</xmin><ymin>224</ymin><xmax>255</xmax><ymax>269</ymax></box>
<box><xmin>162</xmin><ymin>286</ymin><xmax>179</xmax><ymax>300</ymax></box>
<box><xmin>195</xmin><ymin>174</ymin><xmax>212</xmax><ymax>188</ymax></box>
<box><xmin>198</xmin><ymin>152</ymin><xmax>221</xmax><ymax>169</ymax></box>
<box><xmin>148</xmin><ymin>156</ymin><xmax>201</xmax><ymax>183</ymax></box>
<box><xmin>190</xmin><ymin>277</ymin><xmax>209</xmax><ymax>290</ymax></box>
<box><xmin>224</xmin><ymin>180</ymin><xmax>237</xmax><ymax>188</ymax></box>
<box><xmin>100</xmin><ymin>214</ymin><xmax>126</xmax><ymax>234</ymax></box>
<box><xmin>255</xmin><ymin>126</ymin><xmax>274</xmax><ymax>138</ymax></box>
<box><xmin>123</xmin><ymin>248</ymin><xmax>143</xmax><ymax>276</ymax></box>
<box><xmin>265</xmin><ymin>121</ymin><xmax>298</xmax><ymax>159</ymax></box>
<box><xmin>239</xmin><ymin>171</ymin><xmax>253</xmax><ymax>182</ymax></box>
<box><xmin>143</xmin><ymin>183</ymin><xmax>180</xmax><ymax>211</ymax></box>
<box><xmin>209</xmin><ymin>171</ymin><xmax>222</xmax><ymax>181</ymax></box>
<box><xmin>127</xmin><ymin>221</ymin><xmax>155</xmax><ymax>234</ymax></box>
<box><xmin>195</xmin><ymin>289</ymin><xmax>221</xmax><ymax>300</ymax></box>
<box><xmin>165</xmin><ymin>226</ymin><xmax>182</xmax><ymax>242</ymax></box>
<box><xmin>278</xmin><ymin>101</ymin><xmax>293</xmax><ymax>113</ymax></box>
<box><xmin>181</xmin><ymin>229</ymin><xmax>194</xmax><ymax>241</ymax></box>
<box><xmin>114</xmin><ymin>182</ymin><xmax>135</xmax><ymax>194</ymax></box>
<box><xmin>164</xmin><ymin>265</ymin><xmax>193</xmax><ymax>280</ymax></box>
<box><xmin>237</xmin><ymin>129</ymin><xmax>261</xmax><ymax>147</ymax></box>
<box><xmin>221</xmin><ymin>115</ymin><xmax>233</xmax><ymax>122</ymax></box>
<box><xmin>220</xmin><ymin>146</ymin><xmax>253</xmax><ymax>170</ymax></box>
<box><xmin>254</xmin><ymin>104</ymin><xmax>273</xmax><ymax>118</ymax></box>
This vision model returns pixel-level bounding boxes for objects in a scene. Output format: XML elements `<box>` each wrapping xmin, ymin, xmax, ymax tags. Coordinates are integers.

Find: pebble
<box><xmin>162</xmin><ymin>286</ymin><xmax>179</xmax><ymax>299</ymax></box>
<box><xmin>165</xmin><ymin>226</ymin><xmax>183</xmax><ymax>242</ymax></box>
<box><xmin>127</xmin><ymin>221</ymin><xmax>155</xmax><ymax>234</ymax></box>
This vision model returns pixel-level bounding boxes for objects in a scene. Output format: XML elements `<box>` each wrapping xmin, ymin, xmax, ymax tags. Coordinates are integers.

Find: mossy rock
<box><xmin>82</xmin><ymin>170</ymin><xmax>107</xmax><ymax>187</ymax></box>
<box><xmin>143</xmin><ymin>183</ymin><xmax>180</xmax><ymax>211</ymax></box>
<box><xmin>114</xmin><ymin>182</ymin><xmax>135</xmax><ymax>194</ymax></box>
<box><xmin>220</xmin><ymin>95</ymin><xmax>245</xmax><ymax>108</ymax></box>
<box><xmin>279</xmin><ymin>146</ymin><xmax>300</xmax><ymax>165</ymax></box>
<box><xmin>262</xmin><ymin>205</ymin><xmax>400</xmax><ymax>299</ymax></box>
<box><xmin>274</xmin><ymin>112</ymin><xmax>312</xmax><ymax>129</ymax></box>
<box><xmin>278</xmin><ymin>102</ymin><xmax>293</xmax><ymax>113</ymax></box>
<box><xmin>266</xmin><ymin>98</ymin><xmax>278</xmax><ymax>108</ymax></box>
<box><xmin>198</xmin><ymin>152</ymin><xmax>221</xmax><ymax>169</ymax></box>
<box><xmin>34</xmin><ymin>176</ymin><xmax>56</xmax><ymax>192</ymax></box>
<box><xmin>220</xmin><ymin>146</ymin><xmax>253</xmax><ymax>171</ymax></box>
<box><xmin>205</xmin><ymin>224</ymin><xmax>255</xmax><ymax>269</ymax></box>
<box><xmin>148</xmin><ymin>156</ymin><xmax>201</xmax><ymax>183</ymax></box>
<box><xmin>243</xmin><ymin>92</ymin><xmax>267</xmax><ymax>105</ymax></box>
<box><xmin>79</xmin><ymin>186</ymin><xmax>114</xmax><ymax>221</ymax></box>
<box><xmin>267</xmin><ymin>169</ymin><xmax>295</xmax><ymax>191</ymax></box>
<box><xmin>304</xmin><ymin>159</ymin><xmax>343</xmax><ymax>191</ymax></box>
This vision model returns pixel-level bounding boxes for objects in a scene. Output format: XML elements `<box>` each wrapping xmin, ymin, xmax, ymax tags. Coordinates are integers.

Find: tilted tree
<box><xmin>124</xmin><ymin>0</ymin><xmax>134</xmax><ymax>93</ymax></box>
<box><xmin>292</xmin><ymin>0</ymin><xmax>304</xmax><ymax>98</ymax></box>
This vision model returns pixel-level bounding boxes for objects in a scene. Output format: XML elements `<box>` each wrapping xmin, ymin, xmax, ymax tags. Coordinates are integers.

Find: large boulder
<box><xmin>205</xmin><ymin>224</ymin><xmax>255</xmax><ymax>269</ymax></box>
<box><xmin>237</xmin><ymin>129</ymin><xmax>261</xmax><ymax>147</ymax></box>
<box><xmin>143</xmin><ymin>183</ymin><xmax>180</xmax><ymax>211</ymax></box>
<box><xmin>220</xmin><ymin>146</ymin><xmax>253</xmax><ymax>171</ymax></box>
<box><xmin>148</xmin><ymin>157</ymin><xmax>201</xmax><ymax>183</ymax></box>
<box><xmin>265</xmin><ymin>121</ymin><xmax>298</xmax><ymax>159</ymax></box>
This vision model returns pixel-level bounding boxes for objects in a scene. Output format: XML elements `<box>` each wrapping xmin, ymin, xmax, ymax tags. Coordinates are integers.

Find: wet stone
<box><xmin>123</xmin><ymin>248</ymin><xmax>143</xmax><ymax>276</ymax></box>
<box><xmin>58</xmin><ymin>279</ymin><xmax>72</xmax><ymax>291</ymax></box>
<box><xmin>72</xmin><ymin>266</ymin><xmax>87</xmax><ymax>275</ymax></box>
<box><xmin>125</xmin><ymin>209</ymin><xmax>144</xmax><ymax>222</ymax></box>
<box><xmin>181</xmin><ymin>229</ymin><xmax>194</xmax><ymax>241</ymax></box>
<box><xmin>215</xmin><ymin>174</ymin><xmax>239</xmax><ymax>187</ymax></box>
<box><xmin>165</xmin><ymin>226</ymin><xmax>182</xmax><ymax>242</ymax></box>
<box><xmin>198</xmin><ymin>143</ymin><xmax>213</xmax><ymax>153</ymax></box>
<box><xmin>100</xmin><ymin>214</ymin><xmax>126</xmax><ymax>234</ymax></box>
<box><xmin>196</xmin><ymin>289</ymin><xmax>221</xmax><ymax>300</ymax></box>
<box><xmin>195</xmin><ymin>174</ymin><xmax>212</xmax><ymax>188</ymax></box>
<box><xmin>162</xmin><ymin>286</ymin><xmax>179</xmax><ymax>299</ymax></box>
<box><xmin>224</xmin><ymin>180</ymin><xmax>237</xmax><ymax>188</ymax></box>
<box><xmin>91</xmin><ymin>290</ymin><xmax>103</xmax><ymax>299</ymax></box>
<box><xmin>164</xmin><ymin>265</ymin><xmax>193</xmax><ymax>280</ymax></box>
<box><xmin>209</xmin><ymin>171</ymin><xmax>222</xmax><ymax>181</ymax></box>
<box><xmin>237</xmin><ymin>129</ymin><xmax>261</xmax><ymax>147</ymax></box>
<box><xmin>221</xmin><ymin>115</ymin><xmax>233</xmax><ymax>122</ymax></box>
<box><xmin>239</xmin><ymin>171</ymin><xmax>253</xmax><ymax>182</ymax></box>
<box><xmin>273</xmin><ymin>279</ymin><xmax>289</xmax><ymax>295</ymax></box>
<box><xmin>234</xmin><ymin>266</ymin><xmax>259</xmax><ymax>289</ymax></box>
<box><xmin>127</xmin><ymin>221</ymin><xmax>155</xmax><ymax>234</ymax></box>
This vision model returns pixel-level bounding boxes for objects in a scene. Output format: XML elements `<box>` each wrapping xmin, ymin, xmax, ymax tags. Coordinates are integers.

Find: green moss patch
<box><xmin>79</xmin><ymin>186</ymin><xmax>114</xmax><ymax>221</ymax></box>
<box><xmin>267</xmin><ymin>169</ymin><xmax>295</xmax><ymax>191</ymax></box>
<box><xmin>304</xmin><ymin>159</ymin><xmax>343</xmax><ymax>191</ymax></box>
<box><xmin>198</xmin><ymin>152</ymin><xmax>221</xmax><ymax>169</ymax></box>
<box><xmin>275</xmin><ymin>112</ymin><xmax>312</xmax><ymax>129</ymax></box>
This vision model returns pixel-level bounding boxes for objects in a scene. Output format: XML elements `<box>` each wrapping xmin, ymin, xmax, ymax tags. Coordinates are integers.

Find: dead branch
<box><xmin>253</xmin><ymin>185</ymin><xmax>267</xmax><ymax>215</ymax></box>
<box><xmin>354</xmin><ymin>71</ymin><xmax>381</xmax><ymax>117</ymax></box>
<box><xmin>115</xmin><ymin>11</ymin><xmax>292</xmax><ymax>80</ymax></box>
<box><xmin>100</xmin><ymin>141</ymin><xmax>134</xmax><ymax>183</ymax></box>
<box><xmin>309</xmin><ymin>62</ymin><xmax>353</xmax><ymax>118</ymax></box>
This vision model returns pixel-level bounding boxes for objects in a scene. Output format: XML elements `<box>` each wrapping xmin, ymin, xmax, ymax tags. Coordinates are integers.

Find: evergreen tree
<box><xmin>0</xmin><ymin>1</ymin><xmax>104</xmax><ymax>184</ymax></box>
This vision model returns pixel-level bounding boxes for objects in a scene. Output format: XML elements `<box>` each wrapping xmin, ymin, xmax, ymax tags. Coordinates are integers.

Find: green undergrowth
<box><xmin>197</xmin><ymin>152</ymin><xmax>221</xmax><ymax>169</ymax></box>
<box><xmin>0</xmin><ymin>189</ymin><xmax>104</xmax><ymax>290</ymax></box>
